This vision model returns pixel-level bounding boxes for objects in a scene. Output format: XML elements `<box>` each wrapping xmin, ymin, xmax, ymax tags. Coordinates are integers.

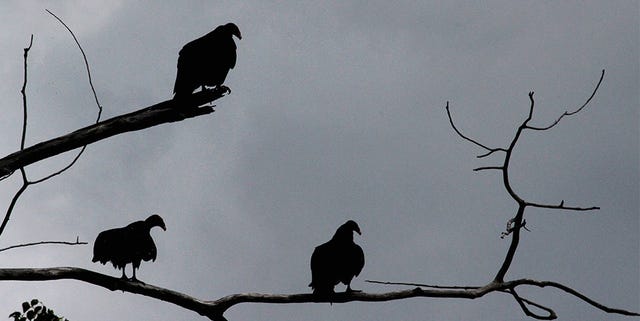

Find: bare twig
<box><xmin>45</xmin><ymin>9</ymin><xmax>102</xmax><ymax>121</ymax></box>
<box><xmin>508</xmin><ymin>288</ymin><xmax>556</xmax><ymax>320</ymax></box>
<box><xmin>365</xmin><ymin>279</ymin><xmax>481</xmax><ymax>289</ymax></box>
<box><xmin>0</xmin><ymin>238</ymin><xmax>87</xmax><ymax>253</ymax></box>
<box><xmin>526</xmin><ymin>70</ymin><xmax>605</xmax><ymax>131</ymax></box>
<box><xmin>526</xmin><ymin>200</ymin><xmax>600</xmax><ymax>212</ymax></box>
<box><xmin>445</xmin><ymin>101</ymin><xmax>508</xmax><ymax>156</ymax></box>
<box><xmin>0</xmin><ymin>36</ymin><xmax>35</xmax><ymax>238</ymax></box>
<box><xmin>473</xmin><ymin>166</ymin><xmax>503</xmax><ymax>172</ymax></box>
<box><xmin>28</xmin><ymin>9</ymin><xmax>105</xmax><ymax>184</ymax></box>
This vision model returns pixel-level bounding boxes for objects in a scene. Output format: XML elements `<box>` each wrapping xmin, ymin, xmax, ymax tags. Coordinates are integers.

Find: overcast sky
<box><xmin>0</xmin><ymin>1</ymin><xmax>637</xmax><ymax>321</ymax></box>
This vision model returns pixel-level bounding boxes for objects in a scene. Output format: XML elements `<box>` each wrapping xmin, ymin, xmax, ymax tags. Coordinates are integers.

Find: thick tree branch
<box><xmin>1</xmin><ymin>268</ymin><xmax>636</xmax><ymax>321</ymax></box>
<box><xmin>0</xmin><ymin>87</ymin><xmax>227</xmax><ymax>179</ymax></box>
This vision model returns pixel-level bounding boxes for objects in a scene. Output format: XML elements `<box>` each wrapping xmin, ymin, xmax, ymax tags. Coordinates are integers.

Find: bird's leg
<box><xmin>130</xmin><ymin>267</ymin><xmax>137</xmax><ymax>282</ymax></box>
<box><xmin>120</xmin><ymin>269</ymin><xmax>127</xmax><ymax>280</ymax></box>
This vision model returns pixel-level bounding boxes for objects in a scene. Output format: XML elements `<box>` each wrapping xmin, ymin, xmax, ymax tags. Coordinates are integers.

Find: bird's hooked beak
<box><xmin>226</xmin><ymin>23</ymin><xmax>242</xmax><ymax>40</ymax></box>
<box><xmin>354</xmin><ymin>226</ymin><xmax>361</xmax><ymax>235</ymax></box>
<box><xmin>149</xmin><ymin>214</ymin><xmax>167</xmax><ymax>231</ymax></box>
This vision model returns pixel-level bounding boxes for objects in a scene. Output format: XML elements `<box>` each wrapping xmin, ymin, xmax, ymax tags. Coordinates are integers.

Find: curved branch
<box><xmin>29</xmin><ymin>9</ymin><xmax>105</xmax><ymax>184</ymax></box>
<box><xmin>502</xmin><ymin>279</ymin><xmax>640</xmax><ymax>317</ymax></box>
<box><xmin>526</xmin><ymin>70</ymin><xmax>605</xmax><ymax>131</ymax></box>
<box><xmin>445</xmin><ymin>101</ymin><xmax>507</xmax><ymax>155</ymax></box>
<box><xmin>508</xmin><ymin>287</ymin><xmax>556</xmax><ymax>320</ymax></box>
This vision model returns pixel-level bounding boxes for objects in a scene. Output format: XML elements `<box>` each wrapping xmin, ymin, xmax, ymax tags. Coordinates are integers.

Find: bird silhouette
<box><xmin>92</xmin><ymin>214</ymin><xmax>166</xmax><ymax>282</ymax></box>
<box><xmin>309</xmin><ymin>220</ymin><xmax>365</xmax><ymax>295</ymax></box>
<box><xmin>173</xmin><ymin>23</ymin><xmax>241</xmax><ymax>98</ymax></box>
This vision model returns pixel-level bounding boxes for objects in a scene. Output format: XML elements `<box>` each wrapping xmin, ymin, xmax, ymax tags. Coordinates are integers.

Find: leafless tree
<box><xmin>0</xmin><ymin>12</ymin><xmax>636</xmax><ymax>321</ymax></box>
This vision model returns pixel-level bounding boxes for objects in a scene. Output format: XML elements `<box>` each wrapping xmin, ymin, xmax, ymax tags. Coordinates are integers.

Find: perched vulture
<box><xmin>309</xmin><ymin>220</ymin><xmax>365</xmax><ymax>295</ymax></box>
<box><xmin>173</xmin><ymin>22</ymin><xmax>242</xmax><ymax>98</ymax></box>
<box><xmin>92</xmin><ymin>214</ymin><xmax>166</xmax><ymax>281</ymax></box>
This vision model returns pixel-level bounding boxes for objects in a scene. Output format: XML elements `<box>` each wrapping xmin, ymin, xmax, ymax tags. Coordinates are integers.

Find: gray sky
<box><xmin>0</xmin><ymin>1</ymin><xmax>637</xmax><ymax>320</ymax></box>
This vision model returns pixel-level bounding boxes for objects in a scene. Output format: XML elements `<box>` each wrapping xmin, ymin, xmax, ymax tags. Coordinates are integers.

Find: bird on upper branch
<box><xmin>173</xmin><ymin>23</ymin><xmax>241</xmax><ymax>99</ymax></box>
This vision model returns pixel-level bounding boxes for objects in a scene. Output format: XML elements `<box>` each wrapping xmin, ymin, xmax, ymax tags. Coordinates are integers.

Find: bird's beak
<box><xmin>355</xmin><ymin>227</ymin><xmax>361</xmax><ymax>235</ymax></box>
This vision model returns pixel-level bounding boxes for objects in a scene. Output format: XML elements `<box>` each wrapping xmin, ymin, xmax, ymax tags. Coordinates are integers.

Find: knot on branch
<box><xmin>500</xmin><ymin>218</ymin><xmax>529</xmax><ymax>239</ymax></box>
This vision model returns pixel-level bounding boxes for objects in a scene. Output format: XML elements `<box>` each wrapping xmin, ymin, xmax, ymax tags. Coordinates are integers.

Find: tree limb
<box><xmin>0</xmin><ymin>238</ymin><xmax>87</xmax><ymax>253</ymax></box>
<box><xmin>0</xmin><ymin>87</ymin><xmax>228</xmax><ymax>179</ymax></box>
<box><xmin>1</xmin><ymin>268</ymin><xmax>636</xmax><ymax>321</ymax></box>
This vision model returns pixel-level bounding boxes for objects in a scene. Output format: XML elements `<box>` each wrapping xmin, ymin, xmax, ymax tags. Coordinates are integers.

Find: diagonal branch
<box><xmin>445</xmin><ymin>101</ymin><xmax>508</xmax><ymax>157</ymax></box>
<box><xmin>526</xmin><ymin>70</ymin><xmax>605</xmax><ymax>131</ymax></box>
<box><xmin>0</xmin><ymin>87</ymin><xmax>227</xmax><ymax>179</ymax></box>
<box><xmin>508</xmin><ymin>287</ymin><xmax>556</xmax><ymax>320</ymax></box>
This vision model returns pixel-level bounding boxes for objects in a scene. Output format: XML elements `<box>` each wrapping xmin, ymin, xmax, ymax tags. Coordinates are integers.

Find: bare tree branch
<box><xmin>0</xmin><ymin>238</ymin><xmax>87</xmax><ymax>253</ymax></box>
<box><xmin>526</xmin><ymin>70</ymin><xmax>605</xmax><ymax>131</ymax></box>
<box><xmin>0</xmin><ymin>88</ymin><xmax>226</xmax><ymax>179</ymax></box>
<box><xmin>28</xmin><ymin>9</ymin><xmax>105</xmax><ymax>184</ymax></box>
<box><xmin>365</xmin><ymin>279</ymin><xmax>481</xmax><ymax>290</ymax></box>
<box><xmin>508</xmin><ymin>287</ymin><xmax>556</xmax><ymax>320</ymax></box>
<box><xmin>0</xmin><ymin>35</ymin><xmax>35</xmax><ymax>238</ymax></box>
<box><xmin>0</xmin><ymin>269</ymin><xmax>635</xmax><ymax>321</ymax></box>
<box><xmin>445</xmin><ymin>101</ymin><xmax>508</xmax><ymax>157</ymax></box>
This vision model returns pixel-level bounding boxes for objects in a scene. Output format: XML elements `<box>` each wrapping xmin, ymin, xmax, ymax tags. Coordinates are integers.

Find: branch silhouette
<box><xmin>0</xmin><ymin>268</ymin><xmax>636</xmax><ymax>321</ymax></box>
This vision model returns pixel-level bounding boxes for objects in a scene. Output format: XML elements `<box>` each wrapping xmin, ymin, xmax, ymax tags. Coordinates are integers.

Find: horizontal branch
<box><xmin>0</xmin><ymin>238</ymin><xmax>86</xmax><ymax>253</ymax></box>
<box><xmin>0</xmin><ymin>88</ymin><xmax>229</xmax><ymax>178</ymax></box>
<box><xmin>0</xmin><ymin>267</ymin><xmax>223</xmax><ymax>320</ymax></box>
<box><xmin>473</xmin><ymin>166</ymin><xmax>504</xmax><ymax>172</ymax></box>
<box><xmin>526</xmin><ymin>200</ymin><xmax>600</xmax><ymax>212</ymax></box>
<box><xmin>1</xmin><ymin>267</ymin><xmax>636</xmax><ymax>321</ymax></box>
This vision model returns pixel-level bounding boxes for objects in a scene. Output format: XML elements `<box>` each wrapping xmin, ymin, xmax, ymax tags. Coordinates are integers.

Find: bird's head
<box><xmin>333</xmin><ymin>220</ymin><xmax>361</xmax><ymax>242</ymax></box>
<box><xmin>224</xmin><ymin>23</ymin><xmax>242</xmax><ymax>40</ymax></box>
<box><xmin>343</xmin><ymin>220</ymin><xmax>361</xmax><ymax>235</ymax></box>
<box><xmin>145</xmin><ymin>214</ymin><xmax>167</xmax><ymax>231</ymax></box>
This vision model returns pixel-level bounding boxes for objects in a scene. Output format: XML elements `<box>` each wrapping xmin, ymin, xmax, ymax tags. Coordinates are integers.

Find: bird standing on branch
<box><xmin>173</xmin><ymin>23</ymin><xmax>241</xmax><ymax>98</ymax></box>
<box><xmin>92</xmin><ymin>214</ymin><xmax>166</xmax><ymax>282</ymax></box>
<box><xmin>309</xmin><ymin>220</ymin><xmax>365</xmax><ymax>295</ymax></box>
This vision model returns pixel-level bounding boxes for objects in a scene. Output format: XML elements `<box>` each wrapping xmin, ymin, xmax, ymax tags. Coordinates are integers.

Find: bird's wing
<box><xmin>352</xmin><ymin>243</ymin><xmax>365</xmax><ymax>277</ymax></box>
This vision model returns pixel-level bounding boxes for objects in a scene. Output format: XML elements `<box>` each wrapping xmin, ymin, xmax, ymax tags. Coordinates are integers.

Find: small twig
<box><xmin>473</xmin><ymin>166</ymin><xmax>503</xmax><ymax>172</ymax></box>
<box><xmin>526</xmin><ymin>200</ymin><xmax>600</xmax><ymax>212</ymax></box>
<box><xmin>526</xmin><ymin>70</ymin><xmax>605</xmax><ymax>131</ymax></box>
<box><xmin>30</xmin><ymin>9</ymin><xmax>104</xmax><ymax>184</ymax></box>
<box><xmin>508</xmin><ymin>287</ymin><xmax>556</xmax><ymax>320</ymax></box>
<box><xmin>0</xmin><ymin>238</ymin><xmax>87</xmax><ymax>253</ymax></box>
<box><xmin>0</xmin><ymin>36</ymin><xmax>35</xmax><ymax>238</ymax></box>
<box><xmin>445</xmin><ymin>101</ymin><xmax>507</xmax><ymax>155</ymax></box>
<box><xmin>365</xmin><ymin>279</ymin><xmax>481</xmax><ymax>290</ymax></box>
